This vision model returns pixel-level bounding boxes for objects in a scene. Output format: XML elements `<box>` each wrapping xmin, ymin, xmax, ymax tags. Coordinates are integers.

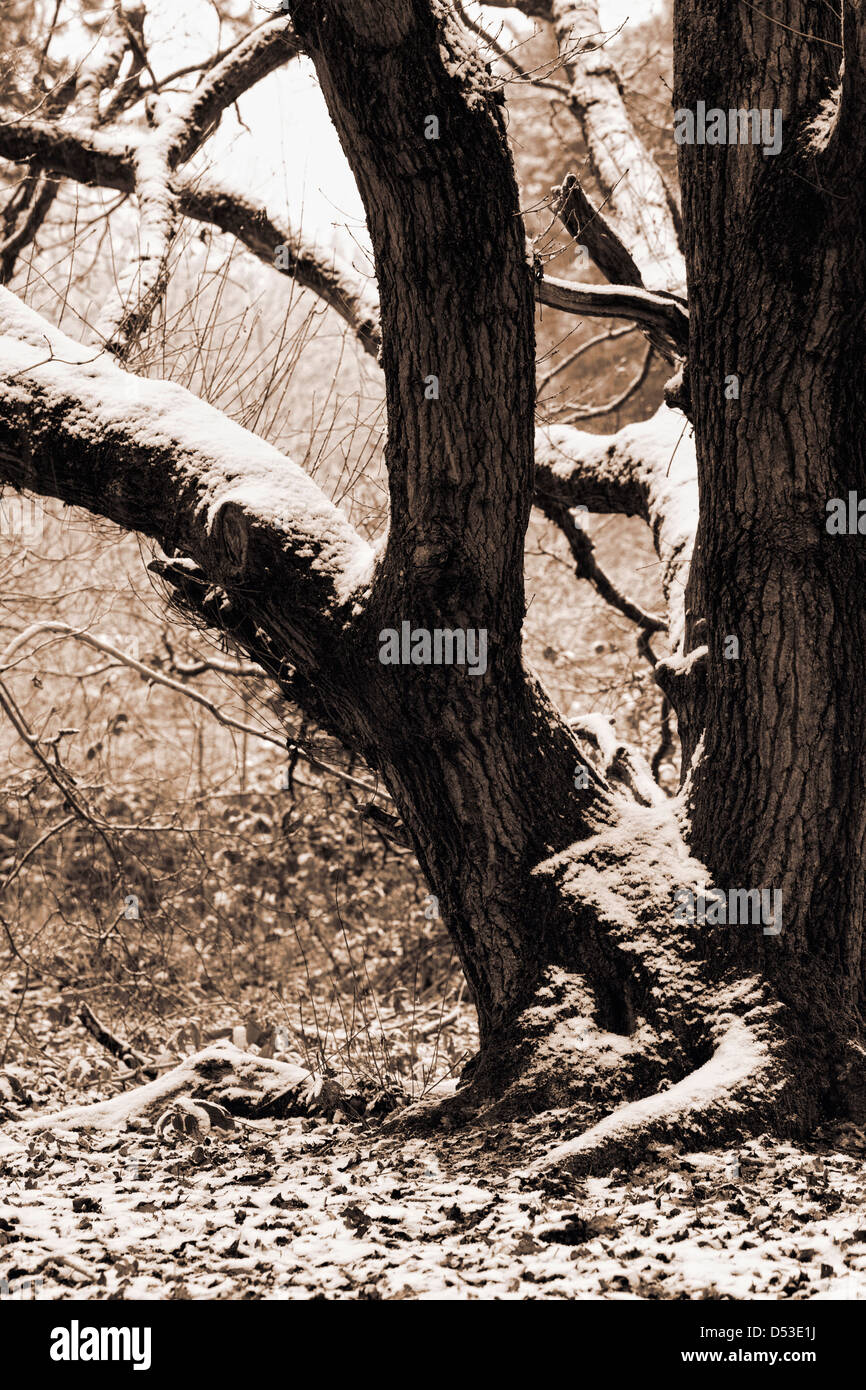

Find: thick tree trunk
<box><xmin>286</xmin><ymin>0</ymin><xmax>618</xmax><ymax>1049</ymax></box>
<box><xmin>278</xmin><ymin>0</ymin><xmax>815</xmax><ymax>1144</ymax></box>
<box><xmin>674</xmin><ymin>1</ymin><xmax>866</xmax><ymax>1118</ymax></box>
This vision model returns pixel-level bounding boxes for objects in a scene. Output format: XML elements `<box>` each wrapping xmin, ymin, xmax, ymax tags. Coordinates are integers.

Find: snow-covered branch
<box><xmin>163</xmin><ymin>15</ymin><xmax>301</xmax><ymax>167</ymax></box>
<box><xmin>536</xmin><ymin>273</ymin><xmax>688</xmax><ymax>360</ymax></box>
<box><xmin>0</xmin><ymin>112</ymin><xmax>381</xmax><ymax>355</ymax></box>
<box><xmin>535</xmin><ymin>405</ymin><xmax>697</xmax><ymax>654</ymax></box>
<box><xmin>0</xmin><ymin>287</ymin><xmax>374</xmax><ymax>736</ymax></box>
<box><xmin>547</xmin><ymin>0</ymin><xmax>686</xmax><ymax>295</ymax></box>
<box><xmin>95</xmin><ymin>15</ymin><xmax>301</xmax><ymax>356</ymax></box>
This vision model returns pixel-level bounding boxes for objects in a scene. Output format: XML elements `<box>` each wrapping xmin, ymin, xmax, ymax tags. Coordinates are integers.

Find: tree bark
<box><xmin>275</xmin><ymin>1</ymin><xmax>788</xmax><ymax>1139</ymax></box>
<box><xmin>674</xmin><ymin>0</ymin><xmax>866</xmax><ymax>1118</ymax></box>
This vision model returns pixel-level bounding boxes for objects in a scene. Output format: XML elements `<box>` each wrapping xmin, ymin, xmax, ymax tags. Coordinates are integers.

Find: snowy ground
<box><xmin>2</xmin><ymin>1103</ymin><xmax>866</xmax><ymax>1300</ymax></box>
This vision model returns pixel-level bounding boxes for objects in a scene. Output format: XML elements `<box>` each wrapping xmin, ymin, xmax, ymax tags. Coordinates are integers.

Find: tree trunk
<box><xmin>674</xmin><ymin>0</ymin><xmax>866</xmax><ymax>1120</ymax></box>
<box><xmin>276</xmin><ymin>1</ymin><xmax>831</xmax><ymax>1146</ymax></box>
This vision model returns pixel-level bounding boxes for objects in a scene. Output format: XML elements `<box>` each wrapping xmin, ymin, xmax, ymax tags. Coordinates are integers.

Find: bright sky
<box><xmin>600</xmin><ymin>0</ymin><xmax>665</xmax><ymax>24</ymax></box>
<box><xmin>61</xmin><ymin>0</ymin><xmax>667</xmax><ymax>278</ymax></box>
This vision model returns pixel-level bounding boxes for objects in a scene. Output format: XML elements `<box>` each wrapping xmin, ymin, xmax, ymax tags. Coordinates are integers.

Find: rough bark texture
<box><xmin>288</xmin><ymin>0</ymin><xmax>618</xmax><ymax>1044</ymax></box>
<box><xmin>674</xmin><ymin>0</ymin><xmax>866</xmax><ymax>1119</ymax></box>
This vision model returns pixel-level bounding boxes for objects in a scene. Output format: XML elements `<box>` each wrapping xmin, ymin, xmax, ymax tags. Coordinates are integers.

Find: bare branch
<box><xmin>539</xmin><ymin>500</ymin><xmax>667</xmax><ymax>632</ymax></box>
<box><xmin>536</xmin><ymin>322</ymin><xmax>637</xmax><ymax>394</ymax></box>
<box><xmin>454</xmin><ymin>0</ymin><xmax>570</xmax><ymax>98</ymax></box>
<box><xmin>0</xmin><ymin>621</ymin><xmax>388</xmax><ymax>803</ymax></box>
<box><xmin>548</xmin><ymin>339</ymin><xmax>654</xmax><ymax>420</ymax></box>
<box><xmin>552</xmin><ymin>170</ymin><xmax>644</xmax><ymax>287</ymax></box>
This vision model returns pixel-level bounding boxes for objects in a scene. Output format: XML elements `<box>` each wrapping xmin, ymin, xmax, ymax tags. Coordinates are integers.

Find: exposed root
<box><xmin>14</xmin><ymin>1043</ymin><xmax>348</xmax><ymax>1134</ymax></box>
<box><xmin>525</xmin><ymin>1019</ymin><xmax>788</xmax><ymax>1177</ymax></box>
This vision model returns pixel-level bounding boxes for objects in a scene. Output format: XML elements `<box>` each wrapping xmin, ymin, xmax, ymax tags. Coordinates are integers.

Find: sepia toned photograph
<box><xmin>0</xmin><ymin>0</ymin><xmax>862</xmax><ymax>1355</ymax></box>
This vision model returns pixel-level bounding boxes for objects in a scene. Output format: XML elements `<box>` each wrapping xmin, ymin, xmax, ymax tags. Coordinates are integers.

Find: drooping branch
<box><xmin>0</xmin><ymin>285</ymin><xmax>374</xmax><ymax>747</ymax></box>
<box><xmin>179</xmin><ymin>177</ymin><xmax>381</xmax><ymax>355</ymax></box>
<box><xmin>0</xmin><ymin>620</ymin><xmax>389</xmax><ymax>803</ymax></box>
<box><xmin>541</xmin><ymin>500</ymin><xmax>667</xmax><ymax>634</ymax></box>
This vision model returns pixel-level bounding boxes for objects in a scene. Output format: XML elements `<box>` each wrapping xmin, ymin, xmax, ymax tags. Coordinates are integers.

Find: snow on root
<box><xmin>529</xmin><ymin>1020</ymin><xmax>769</xmax><ymax>1176</ymax></box>
<box><xmin>14</xmin><ymin>1043</ymin><xmax>347</xmax><ymax>1134</ymax></box>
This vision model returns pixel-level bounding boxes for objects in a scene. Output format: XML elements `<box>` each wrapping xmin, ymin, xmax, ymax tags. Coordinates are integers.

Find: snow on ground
<box><xmin>2</xmin><ymin>1105</ymin><xmax>865</xmax><ymax>1300</ymax></box>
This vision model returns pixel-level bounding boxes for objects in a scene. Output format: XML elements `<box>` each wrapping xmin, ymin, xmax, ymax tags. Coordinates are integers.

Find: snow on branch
<box><xmin>536</xmin><ymin>274</ymin><xmax>688</xmax><ymax>360</ymax></box>
<box><xmin>179</xmin><ymin>177</ymin><xmax>381</xmax><ymax>356</ymax></box>
<box><xmin>0</xmin><ymin>287</ymin><xmax>374</xmax><ymax>696</ymax></box>
<box><xmin>547</xmin><ymin>0</ymin><xmax>686</xmax><ymax>295</ymax></box>
<box><xmin>94</xmin><ymin>15</ymin><xmax>302</xmax><ymax>356</ymax></box>
<box><xmin>0</xmin><ymin>113</ymin><xmax>381</xmax><ymax>355</ymax></box>
<box><xmin>535</xmin><ymin>406</ymin><xmax>697</xmax><ymax>654</ymax></box>
<box><xmin>822</xmin><ymin>1</ymin><xmax>866</xmax><ymax>166</ymax></box>
<box><xmin>163</xmin><ymin>15</ymin><xmax>302</xmax><ymax>167</ymax></box>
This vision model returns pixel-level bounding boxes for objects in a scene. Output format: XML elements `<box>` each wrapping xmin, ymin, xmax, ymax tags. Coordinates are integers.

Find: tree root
<box><xmin>14</xmin><ymin>1043</ymin><xmax>349</xmax><ymax>1134</ymax></box>
<box><xmin>524</xmin><ymin>1018</ymin><xmax>789</xmax><ymax>1177</ymax></box>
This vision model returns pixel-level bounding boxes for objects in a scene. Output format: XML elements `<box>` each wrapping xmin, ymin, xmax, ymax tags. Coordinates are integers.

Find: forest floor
<box><xmin>2</xmin><ymin>986</ymin><xmax>866</xmax><ymax>1301</ymax></box>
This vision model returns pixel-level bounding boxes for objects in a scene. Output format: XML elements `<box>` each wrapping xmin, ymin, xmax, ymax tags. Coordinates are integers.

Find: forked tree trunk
<box><xmin>3</xmin><ymin>0</ymin><xmax>864</xmax><ymax>1169</ymax></box>
<box><xmin>285</xmin><ymin>1</ymin><xmax>796</xmax><ymax>1151</ymax></box>
<box><xmin>289</xmin><ymin>0</ymin><xmax>866</xmax><ymax>1148</ymax></box>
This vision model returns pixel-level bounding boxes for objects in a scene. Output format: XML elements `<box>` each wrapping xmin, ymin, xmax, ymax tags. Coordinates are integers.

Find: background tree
<box><xmin>0</xmin><ymin>0</ymin><xmax>862</xmax><ymax>1172</ymax></box>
